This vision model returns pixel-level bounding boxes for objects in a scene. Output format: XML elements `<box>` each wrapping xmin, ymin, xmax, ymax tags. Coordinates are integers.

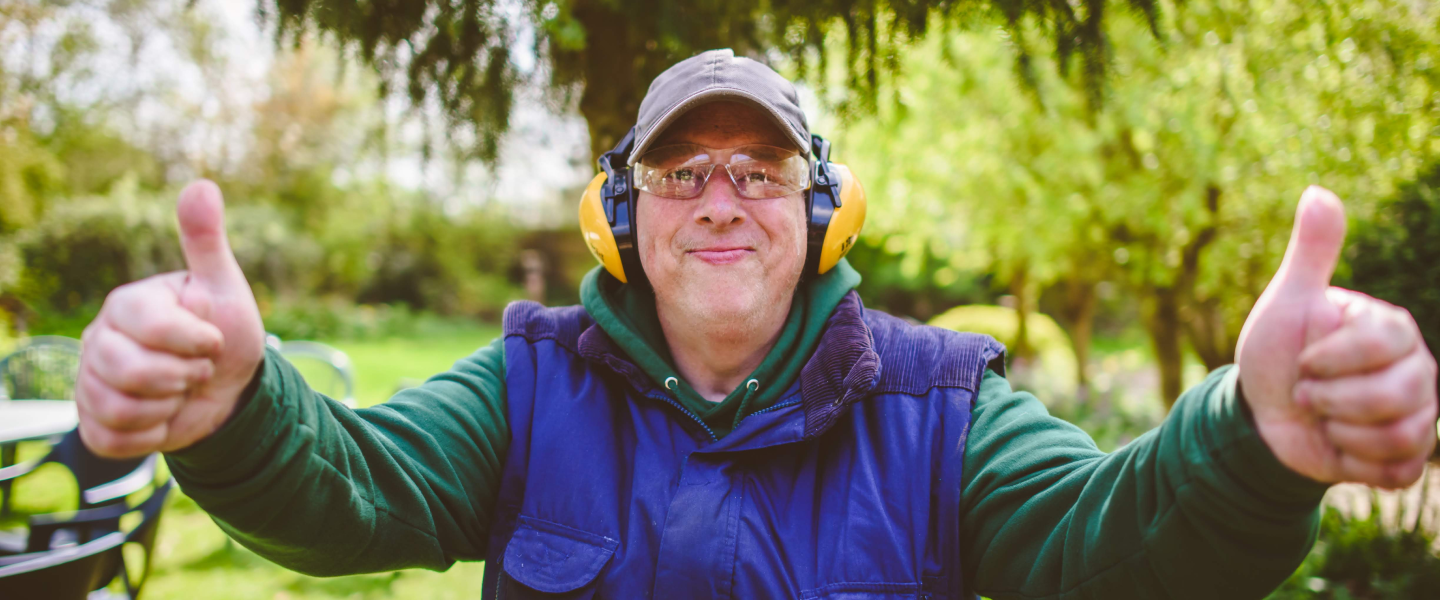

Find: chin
<box><xmin>667</xmin><ymin>271</ymin><xmax>766</xmax><ymax>321</ymax></box>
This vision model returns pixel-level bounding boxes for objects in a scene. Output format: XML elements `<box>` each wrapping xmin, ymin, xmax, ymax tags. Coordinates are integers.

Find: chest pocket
<box><xmin>498</xmin><ymin>516</ymin><xmax>617</xmax><ymax>599</ymax></box>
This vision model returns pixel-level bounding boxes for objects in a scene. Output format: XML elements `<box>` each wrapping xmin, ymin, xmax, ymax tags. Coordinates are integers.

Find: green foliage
<box><xmin>0</xmin><ymin>116</ymin><xmax>64</xmax><ymax>234</ymax></box>
<box><xmin>1342</xmin><ymin>162</ymin><xmax>1440</xmax><ymax>354</ymax></box>
<box><xmin>350</xmin><ymin>203</ymin><xmax>520</xmax><ymax>319</ymax></box>
<box><xmin>260</xmin><ymin>300</ymin><xmax>484</xmax><ymax>343</ymax></box>
<box><xmin>5</xmin><ymin>181</ymin><xmax>185</xmax><ymax>315</ymax></box>
<box><xmin>261</xmin><ymin>0</ymin><xmax>1156</xmax><ymax>162</ymax></box>
<box><xmin>830</xmin><ymin>0</ymin><xmax>1440</xmax><ymax>403</ymax></box>
<box><xmin>929</xmin><ymin>304</ymin><xmax>1079</xmax><ymax>400</ymax></box>
<box><xmin>0</xmin><ymin>181</ymin><xmax>525</xmax><ymax>332</ymax></box>
<box><xmin>1269</xmin><ymin>502</ymin><xmax>1440</xmax><ymax>599</ymax></box>
<box><xmin>844</xmin><ymin>234</ymin><xmax>991</xmax><ymax>321</ymax></box>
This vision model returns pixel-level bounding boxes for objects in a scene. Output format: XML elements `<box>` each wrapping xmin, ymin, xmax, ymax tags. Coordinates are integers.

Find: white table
<box><xmin>0</xmin><ymin>400</ymin><xmax>78</xmax><ymax>445</ymax></box>
<box><xmin>0</xmin><ymin>400</ymin><xmax>78</xmax><ymax>517</ymax></box>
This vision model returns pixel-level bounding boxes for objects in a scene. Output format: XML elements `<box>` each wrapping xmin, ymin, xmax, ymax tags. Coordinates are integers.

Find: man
<box><xmin>76</xmin><ymin>49</ymin><xmax>1436</xmax><ymax>599</ymax></box>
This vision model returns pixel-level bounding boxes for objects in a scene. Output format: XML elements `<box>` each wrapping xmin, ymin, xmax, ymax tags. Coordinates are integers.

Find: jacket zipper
<box><xmin>646</xmin><ymin>392</ymin><xmax>720</xmax><ymax>442</ymax></box>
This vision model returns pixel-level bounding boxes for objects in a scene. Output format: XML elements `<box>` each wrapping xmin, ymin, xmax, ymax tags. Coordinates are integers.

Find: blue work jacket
<box><xmin>482</xmin><ymin>292</ymin><xmax>1005</xmax><ymax>599</ymax></box>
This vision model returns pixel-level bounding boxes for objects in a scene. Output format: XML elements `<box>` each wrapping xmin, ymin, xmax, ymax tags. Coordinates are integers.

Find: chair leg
<box><xmin>1</xmin><ymin>442</ymin><xmax>15</xmax><ymax>518</ymax></box>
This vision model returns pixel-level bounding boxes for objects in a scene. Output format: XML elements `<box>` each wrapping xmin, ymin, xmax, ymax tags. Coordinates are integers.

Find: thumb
<box><xmin>177</xmin><ymin>179</ymin><xmax>244</xmax><ymax>288</ymax></box>
<box><xmin>1273</xmin><ymin>185</ymin><xmax>1346</xmax><ymax>295</ymax></box>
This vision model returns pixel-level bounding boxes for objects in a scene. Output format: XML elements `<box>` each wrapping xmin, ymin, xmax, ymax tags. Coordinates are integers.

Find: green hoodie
<box><xmin>166</xmin><ymin>264</ymin><xmax>1329</xmax><ymax>597</ymax></box>
<box><xmin>580</xmin><ymin>261</ymin><xmax>861</xmax><ymax>438</ymax></box>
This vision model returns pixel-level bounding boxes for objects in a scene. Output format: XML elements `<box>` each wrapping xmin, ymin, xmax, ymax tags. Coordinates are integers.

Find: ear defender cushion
<box><xmin>578</xmin><ymin>172</ymin><xmax>629</xmax><ymax>283</ymax></box>
<box><xmin>816</xmin><ymin>163</ymin><xmax>866</xmax><ymax>274</ymax></box>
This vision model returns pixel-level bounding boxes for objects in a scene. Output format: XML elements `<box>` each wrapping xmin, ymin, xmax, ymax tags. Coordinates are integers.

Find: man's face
<box><xmin>636</xmin><ymin>101</ymin><xmax>809</xmax><ymax>327</ymax></box>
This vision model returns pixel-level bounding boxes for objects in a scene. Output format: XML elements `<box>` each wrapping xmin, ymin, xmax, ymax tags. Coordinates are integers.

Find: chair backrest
<box><xmin>0</xmin><ymin>531</ymin><xmax>125</xmax><ymax>599</ymax></box>
<box><xmin>20</xmin><ymin>429</ymin><xmax>149</xmax><ymax>510</ymax></box>
<box><xmin>12</xmin><ymin>479</ymin><xmax>173</xmax><ymax>599</ymax></box>
<box><xmin>278</xmin><ymin>339</ymin><xmax>357</xmax><ymax>407</ymax></box>
<box><xmin>0</xmin><ymin>336</ymin><xmax>82</xmax><ymax>400</ymax></box>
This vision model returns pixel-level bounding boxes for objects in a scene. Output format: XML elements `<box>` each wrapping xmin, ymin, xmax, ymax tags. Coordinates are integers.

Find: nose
<box><xmin>694</xmin><ymin>169</ymin><xmax>745</xmax><ymax>227</ymax></box>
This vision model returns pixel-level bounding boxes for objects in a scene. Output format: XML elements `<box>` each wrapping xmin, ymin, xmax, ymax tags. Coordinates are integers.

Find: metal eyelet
<box><xmin>664</xmin><ymin>376</ymin><xmax>678</xmax><ymax>391</ymax></box>
<box><xmin>746</xmin><ymin>379</ymin><xmax>759</xmax><ymax>392</ymax></box>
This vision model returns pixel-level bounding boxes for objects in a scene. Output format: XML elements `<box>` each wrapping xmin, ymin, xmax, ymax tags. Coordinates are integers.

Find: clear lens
<box><xmin>634</xmin><ymin>144</ymin><xmax>810</xmax><ymax>199</ymax></box>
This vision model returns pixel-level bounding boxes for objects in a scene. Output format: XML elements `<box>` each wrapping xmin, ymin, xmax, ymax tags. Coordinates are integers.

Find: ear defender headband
<box><xmin>578</xmin><ymin>127</ymin><xmax>867</xmax><ymax>286</ymax></box>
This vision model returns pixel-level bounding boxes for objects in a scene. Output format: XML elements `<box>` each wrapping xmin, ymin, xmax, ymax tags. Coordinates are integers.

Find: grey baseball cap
<box><xmin>628</xmin><ymin>48</ymin><xmax>811</xmax><ymax>165</ymax></box>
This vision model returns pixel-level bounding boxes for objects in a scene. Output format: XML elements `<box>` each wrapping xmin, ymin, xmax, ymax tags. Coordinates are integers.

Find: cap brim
<box><xmin>628</xmin><ymin>88</ymin><xmax>811</xmax><ymax>165</ymax></box>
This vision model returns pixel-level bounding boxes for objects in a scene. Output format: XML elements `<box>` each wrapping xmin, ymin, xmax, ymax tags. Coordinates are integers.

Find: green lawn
<box><xmin>293</xmin><ymin>325</ymin><xmax>503</xmax><ymax>408</ymax></box>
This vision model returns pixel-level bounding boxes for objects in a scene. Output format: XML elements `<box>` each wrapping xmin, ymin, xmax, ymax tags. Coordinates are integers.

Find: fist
<box><xmin>1237</xmin><ymin>186</ymin><xmax>1438</xmax><ymax>489</ymax></box>
<box><xmin>77</xmin><ymin>180</ymin><xmax>266</xmax><ymax>458</ymax></box>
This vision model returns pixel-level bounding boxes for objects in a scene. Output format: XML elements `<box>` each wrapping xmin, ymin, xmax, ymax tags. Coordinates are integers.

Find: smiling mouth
<box><xmin>687</xmin><ymin>247</ymin><xmax>754</xmax><ymax>265</ymax></box>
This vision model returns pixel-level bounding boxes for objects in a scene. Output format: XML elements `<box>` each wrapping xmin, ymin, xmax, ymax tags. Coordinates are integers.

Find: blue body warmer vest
<box><xmin>481</xmin><ymin>292</ymin><xmax>1005</xmax><ymax>599</ymax></box>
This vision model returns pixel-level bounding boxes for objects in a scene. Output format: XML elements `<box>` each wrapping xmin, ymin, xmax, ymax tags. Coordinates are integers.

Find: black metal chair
<box><xmin>0</xmin><ymin>478</ymin><xmax>172</xmax><ymax>599</ymax></box>
<box><xmin>0</xmin><ymin>335</ymin><xmax>83</xmax><ymax>401</ymax></box>
<box><xmin>0</xmin><ymin>429</ymin><xmax>151</xmax><ymax>550</ymax></box>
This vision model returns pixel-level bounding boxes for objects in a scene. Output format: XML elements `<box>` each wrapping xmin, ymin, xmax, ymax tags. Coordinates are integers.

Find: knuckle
<box><xmin>78</xmin><ymin>423</ymin><xmax>118</xmax><ymax>456</ymax></box>
<box><xmin>75</xmin><ymin>368</ymin><xmax>104</xmax><ymax>407</ymax></box>
<box><xmin>136</xmin><ymin>318</ymin><xmax>171</xmax><ymax>344</ymax></box>
<box><xmin>1384</xmin><ymin>461</ymin><xmax>1424</xmax><ymax>489</ymax></box>
<box><xmin>104</xmin><ymin>398</ymin><xmax>146</xmax><ymax>428</ymax></box>
<box><xmin>1383</xmin><ymin>313</ymin><xmax>1416</xmax><ymax>344</ymax></box>
<box><xmin>1361</xmin><ymin>334</ymin><xmax>1391</xmax><ymax>359</ymax></box>
<box><xmin>1367</xmin><ymin>381</ymin><xmax>1402</xmax><ymax>409</ymax></box>
<box><xmin>1382</xmin><ymin>420</ymin><xmax>1427</xmax><ymax>456</ymax></box>
<box><xmin>110</xmin><ymin>357</ymin><xmax>142</xmax><ymax>389</ymax></box>
<box><xmin>103</xmin><ymin>282</ymin><xmax>135</xmax><ymax>310</ymax></box>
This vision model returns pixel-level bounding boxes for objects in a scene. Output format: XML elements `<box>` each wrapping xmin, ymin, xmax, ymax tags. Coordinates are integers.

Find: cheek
<box><xmin>636</xmin><ymin>195</ymin><xmax>679</xmax><ymax>269</ymax></box>
<box><xmin>763</xmin><ymin>197</ymin><xmax>809</xmax><ymax>264</ymax></box>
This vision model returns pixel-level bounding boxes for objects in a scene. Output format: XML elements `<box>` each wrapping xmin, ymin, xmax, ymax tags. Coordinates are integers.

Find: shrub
<box><xmin>928</xmin><ymin>304</ymin><xmax>1078</xmax><ymax>401</ymax></box>
<box><xmin>1343</xmin><ymin>162</ymin><xmax>1440</xmax><ymax>354</ymax></box>
<box><xmin>7</xmin><ymin>185</ymin><xmax>184</xmax><ymax>314</ymax></box>
<box><xmin>1269</xmin><ymin>499</ymin><xmax>1440</xmax><ymax>599</ymax></box>
<box><xmin>2</xmin><ymin>183</ymin><xmax>324</xmax><ymax>323</ymax></box>
<box><xmin>259</xmin><ymin>299</ymin><xmax>479</xmax><ymax>341</ymax></box>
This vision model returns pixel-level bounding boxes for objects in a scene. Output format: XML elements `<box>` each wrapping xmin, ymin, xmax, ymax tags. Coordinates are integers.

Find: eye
<box><xmin>666</xmin><ymin>167</ymin><xmax>697</xmax><ymax>182</ymax></box>
<box><xmin>743</xmin><ymin>171</ymin><xmax>772</xmax><ymax>183</ymax></box>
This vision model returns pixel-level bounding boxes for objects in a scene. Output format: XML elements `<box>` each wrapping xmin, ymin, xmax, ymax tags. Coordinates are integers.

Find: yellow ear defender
<box><xmin>578</xmin><ymin>128</ymin><xmax>866</xmax><ymax>286</ymax></box>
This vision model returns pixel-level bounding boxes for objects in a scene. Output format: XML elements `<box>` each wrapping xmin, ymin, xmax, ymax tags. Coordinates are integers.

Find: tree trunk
<box><xmin>1177</xmin><ymin>184</ymin><xmax>1228</xmax><ymax>372</ymax></box>
<box><xmin>571</xmin><ymin>2</ymin><xmax>653</xmax><ymax>165</ymax></box>
<box><xmin>1009</xmin><ymin>264</ymin><xmax>1033</xmax><ymax>360</ymax></box>
<box><xmin>1055</xmin><ymin>278</ymin><xmax>1098</xmax><ymax>396</ymax></box>
<box><xmin>1145</xmin><ymin>183</ymin><xmax>1223</xmax><ymax>409</ymax></box>
<box><xmin>1147</xmin><ymin>287</ymin><xmax>1185</xmax><ymax>409</ymax></box>
<box><xmin>1183</xmin><ymin>297</ymin><xmax>1234</xmax><ymax>371</ymax></box>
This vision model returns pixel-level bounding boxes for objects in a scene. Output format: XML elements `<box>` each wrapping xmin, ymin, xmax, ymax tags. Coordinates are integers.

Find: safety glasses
<box><xmin>633</xmin><ymin>144</ymin><xmax>811</xmax><ymax>200</ymax></box>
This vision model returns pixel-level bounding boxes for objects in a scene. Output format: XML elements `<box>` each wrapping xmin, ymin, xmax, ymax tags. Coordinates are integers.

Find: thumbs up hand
<box><xmin>77</xmin><ymin>180</ymin><xmax>266</xmax><ymax>458</ymax></box>
<box><xmin>1237</xmin><ymin>186</ymin><xmax>1437</xmax><ymax>488</ymax></box>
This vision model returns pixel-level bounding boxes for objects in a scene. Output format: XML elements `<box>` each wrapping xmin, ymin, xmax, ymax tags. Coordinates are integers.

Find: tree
<box><xmin>831</xmin><ymin>0</ymin><xmax>1440</xmax><ymax>406</ymax></box>
<box><xmin>260</xmin><ymin>0</ymin><xmax>1159</xmax><ymax>163</ymax></box>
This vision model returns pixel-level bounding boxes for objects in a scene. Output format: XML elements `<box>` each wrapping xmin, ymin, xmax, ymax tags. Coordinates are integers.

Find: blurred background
<box><xmin>0</xmin><ymin>0</ymin><xmax>1436</xmax><ymax>598</ymax></box>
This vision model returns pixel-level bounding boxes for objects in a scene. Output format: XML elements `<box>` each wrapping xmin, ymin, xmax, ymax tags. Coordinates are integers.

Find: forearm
<box><xmin>961</xmin><ymin>367</ymin><xmax>1329</xmax><ymax>599</ymax></box>
<box><xmin>165</xmin><ymin>341</ymin><xmax>509</xmax><ymax>576</ymax></box>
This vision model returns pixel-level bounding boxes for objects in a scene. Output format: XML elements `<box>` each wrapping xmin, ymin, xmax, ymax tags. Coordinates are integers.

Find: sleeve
<box><xmin>163</xmin><ymin>337</ymin><xmax>509</xmax><ymax>577</ymax></box>
<box><xmin>959</xmin><ymin>365</ymin><xmax>1330</xmax><ymax>599</ymax></box>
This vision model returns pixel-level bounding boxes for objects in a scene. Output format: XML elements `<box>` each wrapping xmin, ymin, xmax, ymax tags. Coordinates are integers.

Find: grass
<box><xmin>2</xmin><ymin>323</ymin><xmax>501</xmax><ymax>599</ymax></box>
<box><xmin>290</xmin><ymin>324</ymin><xmax>503</xmax><ymax>408</ymax></box>
<box><xmin>142</xmin><ymin>493</ymin><xmax>489</xmax><ymax>600</ymax></box>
